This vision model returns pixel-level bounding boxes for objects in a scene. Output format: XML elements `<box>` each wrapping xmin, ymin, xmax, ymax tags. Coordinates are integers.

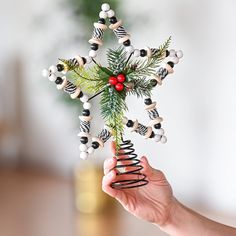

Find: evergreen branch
<box><xmin>127</xmin><ymin>36</ymin><xmax>172</xmax><ymax>78</ymax></box>
<box><xmin>126</xmin><ymin>76</ymin><xmax>153</xmax><ymax>98</ymax></box>
<box><xmin>107</xmin><ymin>47</ymin><xmax>128</xmax><ymax>75</ymax></box>
<box><xmin>59</xmin><ymin>58</ymin><xmax>78</xmax><ymax>71</ymax></box>
<box><xmin>100</xmin><ymin>87</ymin><xmax>127</xmax><ymax>147</ymax></box>
<box><xmin>157</xmin><ymin>36</ymin><xmax>172</xmax><ymax>58</ymax></box>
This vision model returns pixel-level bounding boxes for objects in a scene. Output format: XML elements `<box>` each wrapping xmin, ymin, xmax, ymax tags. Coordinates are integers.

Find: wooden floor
<box><xmin>0</xmin><ymin>168</ymin><xmax>235</xmax><ymax>236</ymax></box>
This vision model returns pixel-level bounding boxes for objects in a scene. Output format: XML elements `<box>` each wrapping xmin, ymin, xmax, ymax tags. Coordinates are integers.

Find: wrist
<box><xmin>158</xmin><ymin>198</ymin><xmax>207</xmax><ymax>236</ymax></box>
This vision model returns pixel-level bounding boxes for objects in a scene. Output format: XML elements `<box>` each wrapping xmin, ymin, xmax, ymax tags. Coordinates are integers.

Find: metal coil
<box><xmin>111</xmin><ymin>137</ymin><xmax>148</xmax><ymax>189</ymax></box>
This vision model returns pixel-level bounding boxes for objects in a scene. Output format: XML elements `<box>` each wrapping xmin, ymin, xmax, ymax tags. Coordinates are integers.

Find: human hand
<box><xmin>102</xmin><ymin>142</ymin><xmax>175</xmax><ymax>226</ymax></box>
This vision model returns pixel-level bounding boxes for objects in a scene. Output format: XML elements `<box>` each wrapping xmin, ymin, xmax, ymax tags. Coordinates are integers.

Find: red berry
<box><xmin>115</xmin><ymin>83</ymin><xmax>124</xmax><ymax>91</ymax></box>
<box><xmin>117</xmin><ymin>74</ymin><xmax>126</xmax><ymax>83</ymax></box>
<box><xmin>108</xmin><ymin>76</ymin><xmax>118</xmax><ymax>85</ymax></box>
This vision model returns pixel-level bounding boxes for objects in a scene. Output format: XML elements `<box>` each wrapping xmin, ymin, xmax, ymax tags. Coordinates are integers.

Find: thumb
<box><xmin>140</xmin><ymin>156</ymin><xmax>154</xmax><ymax>176</ymax></box>
<box><xmin>141</xmin><ymin>156</ymin><xmax>166</xmax><ymax>182</ymax></box>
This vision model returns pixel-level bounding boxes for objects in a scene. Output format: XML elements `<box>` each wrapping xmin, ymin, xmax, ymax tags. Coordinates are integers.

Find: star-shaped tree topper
<box><xmin>42</xmin><ymin>3</ymin><xmax>183</xmax><ymax>189</ymax></box>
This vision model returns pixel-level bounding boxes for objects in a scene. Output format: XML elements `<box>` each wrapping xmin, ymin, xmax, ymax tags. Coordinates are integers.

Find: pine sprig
<box><xmin>127</xmin><ymin>36</ymin><xmax>172</xmax><ymax>78</ymax></box>
<box><xmin>107</xmin><ymin>47</ymin><xmax>127</xmax><ymax>74</ymax></box>
<box><xmin>70</xmin><ymin>66</ymin><xmax>103</xmax><ymax>94</ymax></box>
<box><xmin>157</xmin><ymin>36</ymin><xmax>172</xmax><ymax>59</ymax></box>
<box><xmin>126</xmin><ymin>77</ymin><xmax>153</xmax><ymax>98</ymax></box>
<box><xmin>100</xmin><ymin>87</ymin><xmax>127</xmax><ymax>147</ymax></box>
<box><xmin>59</xmin><ymin>58</ymin><xmax>78</xmax><ymax>71</ymax></box>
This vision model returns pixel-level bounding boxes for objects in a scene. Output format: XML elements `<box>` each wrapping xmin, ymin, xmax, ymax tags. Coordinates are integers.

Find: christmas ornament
<box><xmin>42</xmin><ymin>3</ymin><xmax>183</xmax><ymax>189</ymax></box>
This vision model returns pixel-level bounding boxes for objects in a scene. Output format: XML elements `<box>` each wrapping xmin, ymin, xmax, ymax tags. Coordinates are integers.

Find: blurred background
<box><xmin>0</xmin><ymin>0</ymin><xmax>236</xmax><ymax>235</ymax></box>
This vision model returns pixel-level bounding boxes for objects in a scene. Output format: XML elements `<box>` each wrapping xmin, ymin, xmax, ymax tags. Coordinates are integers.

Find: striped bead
<box><xmin>113</xmin><ymin>26</ymin><xmax>127</xmax><ymax>39</ymax></box>
<box><xmin>64</xmin><ymin>80</ymin><xmax>77</xmax><ymax>94</ymax></box>
<box><xmin>134</xmin><ymin>123</ymin><xmax>148</xmax><ymax>136</ymax></box>
<box><xmin>157</xmin><ymin>67</ymin><xmax>169</xmax><ymax>80</ymax></box>
<box><xmin>97</xmin><ymin>128</ymin><xmax>111</xmax><ymax>143</ymax></box>
<box><xmin>93</xmin><ymin>27</ymin><xmax>104</xmax><ymax>40</ymax></box>
<box><xmin>80</xmin><ymin>120</ymin><xmax>90</xmax><ymax>133</ymax></box>
<box><xmin>148</xmin><ymin>109</ymin><xmax>159</xmax><ymax>120</ymax></box>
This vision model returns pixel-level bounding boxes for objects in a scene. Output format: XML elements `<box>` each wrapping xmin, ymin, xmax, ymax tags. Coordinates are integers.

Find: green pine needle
<box><xmin>100</xmin><ymin>87</ymin><xmax>127</xmax><ymax>147</ymax></box>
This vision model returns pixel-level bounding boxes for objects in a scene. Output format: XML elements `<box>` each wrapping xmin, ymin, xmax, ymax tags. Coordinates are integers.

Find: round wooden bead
<box><xmin>83</xmin><ymin>102</ymin><xmax>92</xmax><ymax>109</ymax></box>
<box><xmin>169</xmin><ymin>56</ymin><xmax>179</xmax><ymax>64</ymax></box>
<box><xmin>99</xmin><ymin>11</ymin><xmax>107</xmax><ymax>19</ymax></box>
<box><xmin>154</xmin><ymin>134</ymin><xmax>161</xmax><ymax>142</ymax></box>
<box><xmin>89</xmin><ymin>50</ymin><xmax>97</xmax><ymax>58</ymax></box>
<box><xmin>80</xmin><ymin>151</ymin><xmax>88</xmax><ymax>160</ymax></box>
<box><xmin>80</xmin><ymin>137</ymin><xmax>88</xmax><ymax>144</ymax></box>
<box><xmin>169</xmin><ymin>49</ymin><xmax>176</xmax><ymax>57</ymax></box>
<box><xmin>80</xmin><ymin>94</ymin><xmax>89</xmax><ymax>103</ymax></box>
<box><xmin>85</xmin><ymin>56</ymin><xmax>92</xmax><ymax>64</ymax></box>
<box><xmin>133</xmin><ymin>49</ymin><xmax>140</xmax><ymax>57</ymax></box>
<box><xmin>49</xmin><ymin>74</ymin><xmax>57</xmax><ymax>82</ymax></box>
<box><xmin>125</xmin><ymin>45</ymin><xmax>134</xmax><ymax>53</ymax></box>
<box><xmin>92</xmin><ymin>137</ymin><xmax>104</xmax><ymax>147</ymax></box>
<box><xmin>101</xmin><ymin>3</ymin><xmax>110</xmax><ymax>11</ymax></box>
<box><xmin>57</xmin><ymin>76</ymin><xmax>67</xmax><ymax>90</ymax></box>
<box><xmin>79</xmin><ymin>144</ymin><xmax>87</xmax><ymax>152</ymax></box>
<box><xmin>42</xmin><ymin>69</ymin><xmax>49</xmax><ymax>77</ymax></box>
<box><xmin>49</xmin><ymin>65</ymin><xmax>57</xmax><ymax>73</ymax></box>
<box><xmin>107</xmin><ymin>9</ymin><xmax>115</xmax><ymax>18</ymax></box>
<box><xmin>161</xmin><ymin>135</ymin><xmax>167</xmax><ymax>143</ymax></box>
<box><xmin>156</xmin><ymin>128</ymin><xmax>164</xmax><ymax>136</ymax></box>
<box><xmin>176</xmin><ymin>50</ymin><xmax>183</xmax><ymax>59</ymax></box>
<box><xmin>87</xmin><ymin>146</ymin><xmax>95</xmax><ymax>154</ymax></box>
<box><xmin>144</xmin><ymin>98</ymin><xmax>152</xmax><ymax>105</ymax></box>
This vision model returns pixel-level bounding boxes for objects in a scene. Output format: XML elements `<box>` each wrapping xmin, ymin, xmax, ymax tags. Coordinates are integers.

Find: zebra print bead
<box><xmin>68</xmin><ymin>58</ymin><xmax>79</xmax><ymax>68</ymax></box>
<box><xmin>157</xmin><ymin>67</ymin><xmax>169</xmax><ymax>80</ymax></box>
<box><xmin>151</xmin><ymin>48</ymin><xmax>160</xmax><ymax>56</ymax></box>
<box><xmin>148</xmin><ymin>109</ymin><xmax>159</xmax><ymax>120</ymax></box>
<box><xmin>134</xmin><ymin>123</ymin><xmax>148</xmax><ymax>136</ymax></box>
<box><xmin>64</xmin><ymin>80</ymin><xmax>77</xmax><ymax>94</ymax></box>
<box><xmin>80</xmin><ymin>120</ymin><xmax>90</xmax><ymax>133</ymax></box>
<box><xmin>113</xmin><ymin>26</ymin><xmax>127</xmax><ymax>39</ymax></box>
<box><xmin>98</xmin><ymin>128</ymin><xmax>111</xmax><ymax>143</ymax></box>
<box><xmin>93</xmin><ymin>27</ymin><xmax>104</xmax><ymax>40</ymax></box>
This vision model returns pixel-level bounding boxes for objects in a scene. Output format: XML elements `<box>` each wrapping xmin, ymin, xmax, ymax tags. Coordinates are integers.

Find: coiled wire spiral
<box><xmin>111</xmin><ymin>137</ymin><xmax>149</xmax><ymax>189</ymax></box>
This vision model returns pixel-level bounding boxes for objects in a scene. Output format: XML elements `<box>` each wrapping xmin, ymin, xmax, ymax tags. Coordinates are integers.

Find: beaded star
<box><xmin>42</xmin><ymin>3</ymin><xmax>183</xmax><ymax>189</ymax></box>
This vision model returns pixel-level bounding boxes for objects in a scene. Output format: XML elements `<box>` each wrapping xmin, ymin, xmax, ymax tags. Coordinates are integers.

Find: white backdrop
<box><xmin>1</xmin><ymin>0</ymin><xmax>236</xmax><ymax>216</ymax></box>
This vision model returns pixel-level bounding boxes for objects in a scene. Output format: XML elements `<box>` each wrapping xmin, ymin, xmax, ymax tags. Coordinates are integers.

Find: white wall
<box><xmin>1</xmin><ymin>0</ymin><xmax>236</xmax><ymax>216</ymax></box>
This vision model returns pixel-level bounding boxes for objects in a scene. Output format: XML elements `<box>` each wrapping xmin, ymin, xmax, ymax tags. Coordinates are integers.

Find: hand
<box><xmin>102</xmin><ymin>142</ymin><xmax>175</xmax><ymax>226</ymax></box>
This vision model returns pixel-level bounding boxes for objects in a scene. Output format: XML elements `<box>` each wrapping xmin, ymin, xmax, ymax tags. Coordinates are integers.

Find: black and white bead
<box><xmin>123</xmin><ymin>117</ymin><xmax>154</xmax><ymax>139</ymax></box>
<box><xmin>144</xmin><ymin>98</ymin><xmax>167</xmax><ymax>143</ymax></box>
<box><xmin>78</xmin><ymin>94</ymin><xmax>93</xmax><ymax>160</ymax></box>
<box><xmin>104</xmin><ymin>4</ymin><xmax>134</xmax><ymax>53</ymax></box>
<box><xmin>88</xmin><ymin>7</ymin><xmax>109</xmax><ymax>58</ymax></box>
<box><xmin>85</xmin><ymin>126</ymin><xmax>112</xmax><ymax>156</ymax></box>
<box><xmin>98</xmin><ymin>126</ymin><xmax>112</xmax><ymax>143</ymax></box>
